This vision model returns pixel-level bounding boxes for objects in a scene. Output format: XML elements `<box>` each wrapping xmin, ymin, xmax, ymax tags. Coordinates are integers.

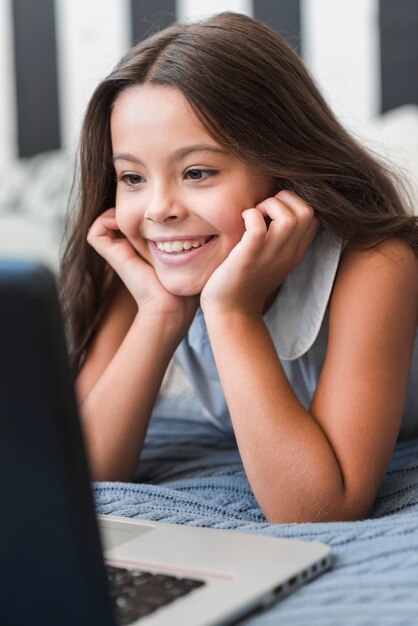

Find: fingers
<box><xmin>87</xmin><ymin>208</ymin><xmax>120</xmax><ymax>245</ymax></box>
<box><xmin>258</xmin><ymin>190</ymin><xmax>315</xmax><ymax>233</ymax></box>
<box><xmin>257</xmin><ymin>191</ymin><xmax>318</xmax><ymax>252</ymax></box>
<box><xmin>296</xmin><ymin>211</ymin><xmax>320</xmax><ymax>256</ymax></box>
<box><xmin>238</xmin><ymin>191</ymin><xmax>319</xmax><ymax>266</ymax></box>
<box><xmin>240</xmin><ymin>208</ymin><xmax>268</xmax><ymax>254</ymax></box>
<box><xmin>87</xmin><ymin>208</ymin><xmax>138</xmax><ymax>270</ymax></box>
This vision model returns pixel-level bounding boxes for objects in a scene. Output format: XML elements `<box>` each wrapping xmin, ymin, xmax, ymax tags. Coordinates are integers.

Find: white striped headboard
<box><xmin>0</xmin><ymin>0</ymin><xmax>417</xmax><ymax>164</ymax></box>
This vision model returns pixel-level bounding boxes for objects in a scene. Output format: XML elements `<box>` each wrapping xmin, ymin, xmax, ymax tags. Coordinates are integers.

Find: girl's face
<box><xmin>111</xmin><ymin>84</ymin><xmax>273</xmax><ymax>296</ymax></box>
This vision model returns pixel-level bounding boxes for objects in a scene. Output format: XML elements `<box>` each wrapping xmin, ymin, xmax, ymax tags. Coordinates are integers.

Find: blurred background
<box><xmin>0</xmin><ymin>0</ymin><xmax>417</xmax><ymax>268</ymax></box>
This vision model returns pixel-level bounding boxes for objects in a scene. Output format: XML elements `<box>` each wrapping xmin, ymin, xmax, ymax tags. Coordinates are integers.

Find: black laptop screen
<box><xmin>0</xmin><ymin>260</ymin><xmax>115</xmax><ymax>626</ymax></box>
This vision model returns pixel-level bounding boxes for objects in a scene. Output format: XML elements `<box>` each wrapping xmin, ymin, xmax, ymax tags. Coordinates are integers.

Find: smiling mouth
<box><xmin>154</xmin><ymin>237</ymin><xmax>214</xmax><ymax>254</ymax></box>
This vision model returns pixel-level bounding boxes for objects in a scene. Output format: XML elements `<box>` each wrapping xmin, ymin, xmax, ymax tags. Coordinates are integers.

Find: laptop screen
<box><xmin>0</xmin><ymin>260</ymin><xmax>115</xmax><ymax>626</ymax></box>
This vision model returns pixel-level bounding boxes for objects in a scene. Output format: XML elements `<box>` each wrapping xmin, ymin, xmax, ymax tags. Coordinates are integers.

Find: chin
<box><xmin>156</xmin><ymin>266</ymin><xmax>214</xmax><ymax>297</ymax></box>
<box><xmin>159</xmin><ymin>279</ymin><xmax>203</xmax><ymax>298</ymax></box>
<box><xmin>166</xmin><ymin>285</ymin><xmax>202</xmax><ymax>297</ymax></box>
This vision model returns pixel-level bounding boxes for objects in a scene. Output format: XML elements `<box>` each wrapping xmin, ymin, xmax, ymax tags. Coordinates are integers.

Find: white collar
<box><xmin>264</xmin><ymin>228</ymin><xmax>343</xmax><ymax>360</ymax></box>
<box><xmin>184</xmin><ymin>229</ymin><xmax>343</xmax><ymax>363</ymax></box>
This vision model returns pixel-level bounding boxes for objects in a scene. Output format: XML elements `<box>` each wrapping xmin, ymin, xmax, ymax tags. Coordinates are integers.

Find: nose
<box><xmin>144</xmin><ymin>183</ymin><xmax>187</xmax><ymax>223</ymax></box>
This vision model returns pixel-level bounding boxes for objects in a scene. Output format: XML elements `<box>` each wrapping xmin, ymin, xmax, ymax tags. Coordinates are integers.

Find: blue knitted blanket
<box><xmin>94</xmin><ymin>418</ymin><xmax>418</xmax><ymax>625</ymax></box>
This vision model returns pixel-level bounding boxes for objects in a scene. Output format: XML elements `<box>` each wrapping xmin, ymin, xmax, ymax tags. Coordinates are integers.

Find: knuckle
<box><xmin>281</xmin><ymin>211</ymin><xmax>298</xmax><ymax>230</ymax></box>
<box><xmin>304</xmin><ymin>204</ymin><xmax>316</xmax><ymax>224</ymax></box>
<box><xmin>276</xmin><ymin>190</ymin><xmax>315</xmax><ymax>218</ymax></box>
<box><xmin>276</xmin><ymin>189</ymin><xmax>292</xmax><ymax>201</ymax></box>
<box><xmin>254</xmin><ymin>198</ymin><xmax>269</xmax><ymax>212</ymax></box>
<box><xmin>302</xmin><ymin>204</ymin><xmax>315</xmax><ymax>220</ymax></box>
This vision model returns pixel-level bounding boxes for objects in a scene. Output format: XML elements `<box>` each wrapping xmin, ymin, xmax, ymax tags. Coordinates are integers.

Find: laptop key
<box><xmin>107</xmin><ymin>565</ymin><xmax>206</xmax><ymax>624</ymax></box>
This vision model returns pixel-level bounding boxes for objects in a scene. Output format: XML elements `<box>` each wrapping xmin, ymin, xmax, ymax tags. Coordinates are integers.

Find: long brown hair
<box><xmin>60</xmin><ymin>11</ymin><xmax>418</xmax><ymax>369</ymax></box>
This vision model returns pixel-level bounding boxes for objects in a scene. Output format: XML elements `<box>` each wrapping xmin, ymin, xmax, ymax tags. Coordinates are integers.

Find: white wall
<box><xmin>55</xmin><ymin>0</ymin><xmax>131</xmax><ymax>153</ymax></box>
<box><xmin>0</xmin><ymin>0</ymin><xmax>16</xmax><ymax>167</ymax></box>
<box><xmin>0</xmin><ymin>0</ymin><xmax>386</xmax><ymax>163</ymax></box>
<box><xmin>302</xmin><ymin>0</ymin><xmax>381</xmax><ymax>133</ymax></box>
<box><xmin>176</xmin><ymin>0</ymin><xmax>251</xmax><ymax>21</ymax></box>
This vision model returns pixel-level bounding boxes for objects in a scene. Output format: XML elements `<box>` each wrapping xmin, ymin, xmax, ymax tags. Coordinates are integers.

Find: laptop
<box><xmin>0</xmin><ymin>258</ymin><xmax>332</xmax><ymax>626</ymax></box>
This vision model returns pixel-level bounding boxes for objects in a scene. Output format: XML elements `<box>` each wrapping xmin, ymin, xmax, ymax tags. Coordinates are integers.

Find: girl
<box><xmin>61</xmin><ymin>12</ymin><xmax>418</xmax><ymax>523</ymax></box>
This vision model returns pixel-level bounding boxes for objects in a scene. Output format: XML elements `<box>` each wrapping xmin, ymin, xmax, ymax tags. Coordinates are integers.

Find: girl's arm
<box><xmin>76</xmin><ymin>209</ymin><xmax>197</xmax><ymax>481</ymax></box>
<box><xmin>201</xmin><ymin>195</ymin><xmax>418</xmax><ymax>523</ymax></box>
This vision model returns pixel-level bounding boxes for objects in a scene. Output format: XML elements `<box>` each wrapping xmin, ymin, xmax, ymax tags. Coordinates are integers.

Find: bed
<box><xmin>1</xmin><ymin>1</ymin><xmax>418</xmax><ymax>624</ymax></box>
<box><xmin>93</xmin><ymin>416</ymin><xmax>418</xmax><ymax>625</ymax></box>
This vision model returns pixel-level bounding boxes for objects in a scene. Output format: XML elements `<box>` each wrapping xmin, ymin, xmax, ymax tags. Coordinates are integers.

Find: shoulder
<box><xmin>331</xmin><ymin>238</ymin><xmax>418</xmax><ymax>324</ymax></box>
<box><xmin>340</xmin><ymin>237</ymin><xmax>418</xmax><ymax>275</ymax></box>
<box><xmin>323</xmin><ymin>238</ymin><xmax>418</xmax><ymax>379</ymax></box>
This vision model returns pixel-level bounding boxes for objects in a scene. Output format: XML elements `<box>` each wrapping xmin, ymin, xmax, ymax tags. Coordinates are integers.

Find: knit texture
<box><xmin>94</xmin><ymin>417</ymin><xmax>418</xmax><ymax>625</ymax></box>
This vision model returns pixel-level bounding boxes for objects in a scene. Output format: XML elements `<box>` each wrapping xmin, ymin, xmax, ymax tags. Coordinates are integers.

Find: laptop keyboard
<box><xmin>107</xmin><ymin>565</ymin><xmax>206</xmax><ymax>624</ymax></box>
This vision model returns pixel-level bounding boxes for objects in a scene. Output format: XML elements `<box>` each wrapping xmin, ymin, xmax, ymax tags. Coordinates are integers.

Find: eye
<box><xmin>185</xmin><ymin>169</ymin><xmax>217</xmax><ymax>181</ymax></box>
<box><xmin>118</xmin><ymin>173</ymin><xmax>144</xmax><ymax>187</ymax></box>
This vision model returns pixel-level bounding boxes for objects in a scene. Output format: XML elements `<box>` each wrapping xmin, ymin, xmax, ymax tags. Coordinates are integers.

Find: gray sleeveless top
<box><xmin>154</xmin><ymin>229</ymin><xmax>418</xmax><ymax>440</ymax></box>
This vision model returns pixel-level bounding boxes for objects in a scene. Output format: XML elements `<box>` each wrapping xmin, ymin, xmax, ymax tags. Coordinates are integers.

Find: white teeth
<box><xmin>156</xmin><ymin>239</ymin><xmax>209</xmax><ymax>253</ymax></box>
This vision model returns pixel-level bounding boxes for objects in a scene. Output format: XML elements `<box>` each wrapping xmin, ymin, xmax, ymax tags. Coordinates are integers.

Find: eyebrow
<box><xmin>112</xmin><ymin>144</ymin><xmax>228</xmax><ymax>165</ymax></box>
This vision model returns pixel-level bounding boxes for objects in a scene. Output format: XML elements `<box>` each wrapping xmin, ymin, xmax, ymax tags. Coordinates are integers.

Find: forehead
<box><xmin>111</xmin><ymin>84</ymin><xmax>211</xmax><ymax>142</ymax></box>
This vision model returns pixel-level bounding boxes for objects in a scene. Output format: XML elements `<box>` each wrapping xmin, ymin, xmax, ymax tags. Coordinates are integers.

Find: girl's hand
<box><xmin>87</xmin><ymin>208</ymin><xmax>198</xmax><ymax>327</ymax></box>
<box><xmin>201</xmin><ymin>191</ymin><xmax>319</xmax><ymax>315</ymax></box>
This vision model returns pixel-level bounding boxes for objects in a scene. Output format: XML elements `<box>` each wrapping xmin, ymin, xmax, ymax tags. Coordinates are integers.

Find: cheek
<box><xmin>114</xmin><ymin>205</ymin><xmax>130</xmax><ymax>238</ymax></box>
<box><xmin>216</xmin><ymin>210</ymin><xmax>246</xmax><ymax>247</ymax></box>
<box><xmin>115</xmin><ymin>199</ymin><xmax>150</xmax><ymax>258</ymax></box>
<box><xmin>115</xmin><ymin>195</ymin><xmax>139</xmax><ymax>239</ymax></box>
